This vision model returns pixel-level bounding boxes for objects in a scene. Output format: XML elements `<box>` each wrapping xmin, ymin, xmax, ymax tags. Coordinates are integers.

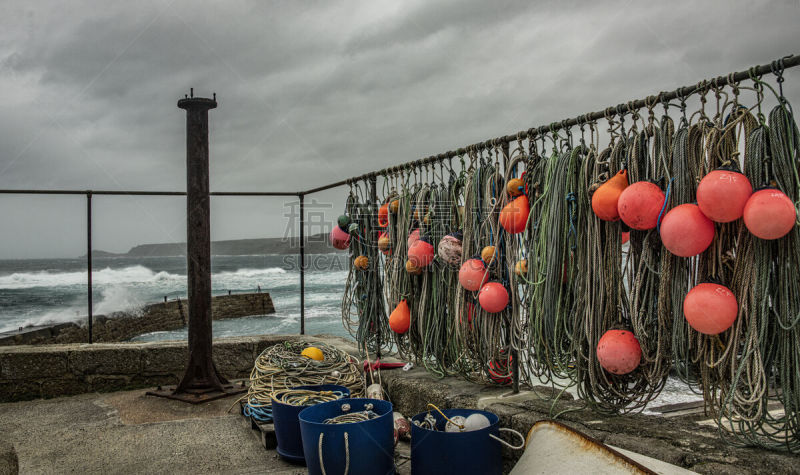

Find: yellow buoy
<box><xmin>515</xmin><ymin>259</ymin><xmax>528</xmax><ymax>276</ymax></box>
<box><xmin>481</xmin><ymin>246</ymin><xmax>496</xmax><ymax>264</ymax></box>
<box><xmin>405</xmin><ymin>259</ymin><xmax>423</xmax><ymax>275</ymax></box>
<box><xmin>354</xmin><ymin>255</ymin><xmax>369</xmax><ymax>270</ymax></box>
<box><xmin>301</xmin><ymin>347</ymin><xmax>324</xmax><ymax>361</ymax></box>
<box><xmin>507</xmin><ymin>178</ymin><xmax>524</xmax><ymax>197</ymax></box>
<box><xmin>390</xmin><ymin>199</ymin><xmax>399</xmax><ymax>213</ymax></box>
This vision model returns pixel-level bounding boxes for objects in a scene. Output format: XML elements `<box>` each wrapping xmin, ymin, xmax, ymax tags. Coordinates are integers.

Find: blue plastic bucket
<box><xmin>271</xmin><ymin>384</ymin><xmax>351</xmax><ymax>464</ymax></box>
<box><xmin>299</xmin><ymin>398</ymin><xmax>394</xmax><ymax>475</ymax></box>
<box><xmin>410</xmin><ymin>408</ymin><xmax>501</xmax><ymax>475</ymax></box>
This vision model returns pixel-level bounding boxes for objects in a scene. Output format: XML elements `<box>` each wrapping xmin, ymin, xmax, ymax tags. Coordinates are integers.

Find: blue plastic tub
<box><xmin>271</xmin><ymin>384</ymin><xmax>350</xmax><ymax>464</ymax></box>
<box><xmin>410</xmin><ymin>408</ymin><xmax>501</xmax><ymax>475</ymax></box>
<box><xmin>299</xmin><ymin>398</ymin><xmax>394</xmax><ymax>475</ymax></box>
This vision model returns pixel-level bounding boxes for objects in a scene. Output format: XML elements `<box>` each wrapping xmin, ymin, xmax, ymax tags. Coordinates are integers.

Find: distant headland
<box><xmin>83</xmin><ymin>233</ymin><xmax>335</xmax><ymax>258</ymax></box>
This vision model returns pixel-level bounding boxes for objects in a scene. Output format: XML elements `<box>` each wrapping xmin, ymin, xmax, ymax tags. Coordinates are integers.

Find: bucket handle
<box><xmin>489</xmin><ymin>427</ymin><xmax>525</xmax><ymax>450</ymax></box>
<box><xmin>318</xmin><ymin>431</ymin><xmax>350</xmax><ymax>475</ymax></box>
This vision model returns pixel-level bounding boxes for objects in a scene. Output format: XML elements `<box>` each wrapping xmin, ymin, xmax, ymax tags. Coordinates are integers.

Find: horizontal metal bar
<box><xmin>0</xmin><ymin>190</ymin><xmax>299</xmax><ymax>196</ymax></box>
<box><xmin>302</xmin><ymin>53</ymin><xmax>800</xmax><ymax>195</ymax></box>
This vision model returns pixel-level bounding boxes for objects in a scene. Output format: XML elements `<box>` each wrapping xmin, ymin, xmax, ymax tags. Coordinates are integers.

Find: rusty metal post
<box><xmin>299</xmin><ymin>193</ymin><xmax>305</xmax><ymax>335</ymax></box>
<box><xmin>148</xmin><ymin>91</ymin><xmax>244</xmax><ymax>403</ymax></box>
<box><xmin>86</xmin><ymin>191</ymin><xmax>93</xmax><ymax>344</ymax></box>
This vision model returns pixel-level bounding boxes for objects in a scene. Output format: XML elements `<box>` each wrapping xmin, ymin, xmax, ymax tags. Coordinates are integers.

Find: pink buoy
<box><xmin>659</xmin><ymin>204</ymin><xmax>715</xmax><ymax>257</ymax></box>
<box><xmin>617</xmin><ymin>181</ymin><xmax>665</xmax><ymax>230</ymax></box>
<box><xmin>743</xmin><ymin>188</ymin><xmax>796</xmax><ymax>240</ymax></box>
<box><xmin>683</xmin><ymin>283</ymin><xmax>738</xmax><ymax>335</ymax></box>
<box><xmin>696</xmin><ymin>169</ymin><xmax>752</xmax><ymax>223</ymax></box>
<box><xmin>407</xmin><ymin>229</ymin><xmax>420</xmax><ymax>248</ymax></box>
<box><xmin>408</xmin><ymin>238</ymin><xmax>435</xmax><ymax>268</ymax></box>
<box><xmin>329</xmin><ymin>226</ymin><xmax>350</xmax><ymax>250</ymax></box>
<box><xmin>458</xmin><ymin>259</ymin><xmax>487</xmax><ymax>291</ymax></box>
<box><xmin>596</xmin><ymin>329</ymin><xmax>641</xmax><ymax>375</ymax></box>
<box><xmin>478</xmin><ymin>282</ymin><xmax>508</xmax><ymax>313</ymax></box>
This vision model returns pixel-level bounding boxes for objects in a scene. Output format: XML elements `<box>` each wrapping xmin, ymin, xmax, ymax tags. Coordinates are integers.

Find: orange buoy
<box><xmin>407</xmin><ymin>229</ymin><xmax>420</xmax><ymax>248</ymax></box>
<box><xmin>354</xmin><ymin>255</ymin><xmax>369</xmax><ymax>270</ymax></box>
<box><xmin>329</xmin><ymin>226</ymin><xmax>350</xmax><ymax>250</ymax></box>
<box><xmin>389</xmin><ymin>300</ymin><xmax>411</xmax><ymax>334</ymax></box>
<box><xmin>378</xmin><ymin>232</ymin><xmax>391</xmax><ymax>254</ymax></box>
<box><xmin>481</xmin><ymin>245</ymin><xmax>496</xmax><ymax>264</ymax></box>
<box><xmin>506</xmin><ymin>178</ymin><xmax>524</xmax><ymax>197</ymax></box>
<box><xmin>617</xmin><ymin>181</ymin><xmax>665</xmax><ymax>230</ymax></box>
<box><xmin>478</xmin><ymin>282</ymin><xmax>508</xmax><ymax>313</ymax></box>
<box><xmin>378</xmin><ymin>203</ymin><xmax>390</xmax><ymax>227</ymax></box>
<box><xmin>390</xmin><ymin>199</ymin><xmax>399</xmax><ymax>214</ymax></box>
<box><xmin>743</xmin><ymin>188</ymin><xmax>797</xmax><ymax>240</ymax></box>
<box><xmin>458</xmin><ymin>259</ymin><xmax>487</xmax><ymax>291</ymax></box>
<box><xmin>405</xmin><ymin>259</ymin><xmax>422</xmax><ymax>275</ymax></box>
<box><xmin>438</xmin><ymin>232</ymin><xmax>462</xmax><ymax>266</ymax></box>
<box><xmin>683</xmin><ymin>283</ymin><xmax>738</xmax><ymax>335</ymax></box>
<box><xmin>622</xmin><ymin>231</ymin><xmax>630</xmax><ymax>244</ymax></box>
<box><xmin>408</xmin><ymin>238</ymin><xmax>435</xmax><ymax>268</ymax></box>
<box><xmin>514</xmin><ymin>259</ymin><xmax>528</xmax><ymax>276</ymax></box>
<box><xmin>659</xmin><ymin>204</ymin><xmax>715</xmax><ymax>257</ymax></box>
<box><xmin>591</xmin><ymin>169</ymin><xmax>629</xmax><ymax>221</ymax></box>
<box><xmin>499</xmin><ymin>195</ymin><xmax>530</xmax><ymax>234</ymax></box>
<box><xmin>596</xmin><ymin>329</ymin><xmax>641</xmax><ymax>375</ymax></box>
<box><xmin>696</xmin><ymin>169</ymin><xmax>752</xmax><ymax>223</ymax></box>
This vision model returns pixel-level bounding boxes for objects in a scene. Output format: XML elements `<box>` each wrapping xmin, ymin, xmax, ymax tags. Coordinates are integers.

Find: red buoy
<box><xmin>488</xmin><ymin>353</ymin><xmax>512</xmax><ymax>385</ymax></box>
<box><xmin>659</xmin><ymin>204</ymin><xmax>715</xmax><ymax>257</ymax></box>
<box><xmin>743</xmin><ymin>188</ymin><xmax>797</xmax><ymax>240</ymax></box>
<box><xmin>499</xmin><ymin>195</ymin><xmax>530</xmax><ymax>234</ymax></box>
<box><xmin>389</xmin><ymin>300</ymin><xmax>410</xmax><ymax>334</ymax></box>
<box><xmin>696</xmin><ymin>169</ymin><xmax>752</xmax><ymax>223</ymax></box>
<box><xmin>478</xmin><ymin>282</ymin><xmax>508</xmax><ymax>313</ymax></box>
<box><xmin>596</xmin><ymin>330</ymin><xmax>641</xmax><ymax>375</ymax></box>
<box><xmin>592</xmin><ymin>169</ymin><xmax>629</xmax><ymax>221</ymax></box>
<box><xmin>617</xmin><ymin>181</ymin><xmax>665</xmax><ymax>230</ymax></box>
<box><xmin>622</xmin><ymin>231</ymin><xmax>630</xmax><ymax>244</ymax></box>
<box><xmin>408</xmin><ymin>238</ymin><xmax>434</xmax><ymax>268</ymax></box>
<box><xmin>683</xmin><ymin>283</ymin><xmax>738</xmax><ymax>335</ymax></box>
<box><xmin>378</xmin><ymin>203</ymin><xmax>389</xmax><ymax>227</ymax></box>
<box><xmin>329</xmin><ymin>225</ymin><xmax>350</xmax><ymax>250</ymax></box>
<box><xmin>407</xmin><ymin>229</ymin><xmax>420</xmax><ymax>248</ymax></box>
<box><xmin>458</xmin><ymin>259</ymin><xmax>487</xmax><ymax>291</ymax></box>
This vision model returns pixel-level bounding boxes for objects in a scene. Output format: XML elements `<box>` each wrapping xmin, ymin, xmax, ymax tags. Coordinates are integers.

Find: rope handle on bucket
<box><xmin>318</xmin><ymin>431</ymin><xmax>350</xmax><ymax>475</ymax></box>
<box><xmin>489</xmin><ymin>427</ymin><xmax>526</xmax><ymax>450</ymax></box>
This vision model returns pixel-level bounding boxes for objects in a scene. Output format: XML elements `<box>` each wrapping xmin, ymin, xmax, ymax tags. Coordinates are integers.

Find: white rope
<box><xmin>317</xmin><ymin>431</ymin><xmax>351</xmax><ymax>475</ymax></box>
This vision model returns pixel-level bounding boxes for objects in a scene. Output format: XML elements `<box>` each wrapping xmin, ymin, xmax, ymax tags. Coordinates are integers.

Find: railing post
<box><xmin>299</xmin><ymin>193</ymin><xmax>305</xmax><ymax>335</ymax></box>
<box><xmin>86</xmin><ymin>191</ymin><xmax>93</xmax><ymax>344</ymax></box>
<box><xmin>502</xmin><ymin>141</ymin><xmax>519</xmax><ymax>394</ymax></box>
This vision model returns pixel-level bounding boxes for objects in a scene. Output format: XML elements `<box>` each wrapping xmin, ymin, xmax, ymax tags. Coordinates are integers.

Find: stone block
<box><xmin>68</xmin><ymin>348</ymin><xmax>141</xmax><ymax>375</ymax></box>
<box><xmin>0</xmin><ymin>350</ymin><xmax>68</xmax><ymax>380</ymax></box>
<box><xmin>41</xmin><ymin>377</ymin><xmax>90</xmax><ymax>399</ymax></box>
<box><xmin>213</xmin><ymin>343</ymin><xmax>257</xmax><ymax>378</ymax></box>
<box><xmin>141</xmin><ymin>345</ymin><xmax>188</xmax><ymax>375</ymax></box>
<box><xmin>0</xmin><ymin>381</ymin><xmax>41</xmax><ymax>402</ymax></box>
<box><xmin>86</xmin><ymin>375</ymin><xmax>132</xmax><ymax>393</ymax></box>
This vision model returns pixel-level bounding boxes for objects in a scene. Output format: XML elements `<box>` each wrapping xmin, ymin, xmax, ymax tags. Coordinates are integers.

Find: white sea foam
<box><xmin>0</xmin><ymin>265</ymin><xmax>290</xmax><ymax>290</ymax></box>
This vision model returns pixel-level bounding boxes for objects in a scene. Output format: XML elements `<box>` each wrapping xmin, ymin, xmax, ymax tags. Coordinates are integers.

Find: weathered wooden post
<box><xmin>148</xmin><ymin>90</ymin><xmax>244</xmax><ymax>403</ymax></box>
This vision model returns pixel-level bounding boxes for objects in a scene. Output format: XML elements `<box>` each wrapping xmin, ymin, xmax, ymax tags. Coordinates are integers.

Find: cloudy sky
<box><xmin>0</xmin><ymin>0</ymin><xmax>798</xmax><ymax>258</ymax></box>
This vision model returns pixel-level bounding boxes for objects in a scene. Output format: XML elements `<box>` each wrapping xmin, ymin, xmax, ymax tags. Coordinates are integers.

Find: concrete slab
<box><xmin>0</xmin><ymin>389</ymin><xmax>304</xmax><ymax>474</ymax></box>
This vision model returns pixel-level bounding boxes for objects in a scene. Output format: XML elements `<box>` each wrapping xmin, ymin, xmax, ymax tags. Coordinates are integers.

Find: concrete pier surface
<box><xmin>0</xmin><ymin>387</ymin><xmax>302</xmax><ymax>474</ymax></box>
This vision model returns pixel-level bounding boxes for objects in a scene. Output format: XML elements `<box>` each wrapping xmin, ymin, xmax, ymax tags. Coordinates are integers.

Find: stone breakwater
<box><xmin>0</xmin><ymin>292</ymin><xmax>275</xmax><ymax>346</ymax></box>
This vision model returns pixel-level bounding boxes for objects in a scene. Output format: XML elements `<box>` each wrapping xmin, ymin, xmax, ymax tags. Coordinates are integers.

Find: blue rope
<box><xmin>244</xmin><ymin>403</ymin><xmax>273</xmax><ymax>423</ymax></box>
<box><xmin>656</xmin><ymin>178</ymin><xmax>675</xmax><ymax>234</ymax></box>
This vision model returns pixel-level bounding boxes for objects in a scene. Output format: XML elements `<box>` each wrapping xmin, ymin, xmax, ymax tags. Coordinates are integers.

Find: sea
<box><xmin>0</xmin><ymin>253</ymin><xmax>351</xmax><ymax>341</ymax></box>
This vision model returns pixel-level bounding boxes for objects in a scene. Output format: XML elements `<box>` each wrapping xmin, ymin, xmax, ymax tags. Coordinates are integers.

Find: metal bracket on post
<box><xmin>148</xmin><ymin>91</ymin><xmax>245</xmax><ymax>404</ymax></box>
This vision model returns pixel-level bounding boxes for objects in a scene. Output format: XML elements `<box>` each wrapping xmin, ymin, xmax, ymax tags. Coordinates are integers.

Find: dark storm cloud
<box><xmin>0</xmin><ymin>0</ymin><xmax>798</xmax><ymax>257</ymax></box>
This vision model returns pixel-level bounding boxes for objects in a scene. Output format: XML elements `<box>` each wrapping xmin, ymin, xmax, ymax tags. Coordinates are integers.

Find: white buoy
<box><xmin>463</xmin><ymin>413</ymin><xmax>491</xmax><ymax>432</ymax></box>
<box><xmin>445</xmin><ymin>415</ymin><xmax>467</xmax><ymax>432</ymax></box>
